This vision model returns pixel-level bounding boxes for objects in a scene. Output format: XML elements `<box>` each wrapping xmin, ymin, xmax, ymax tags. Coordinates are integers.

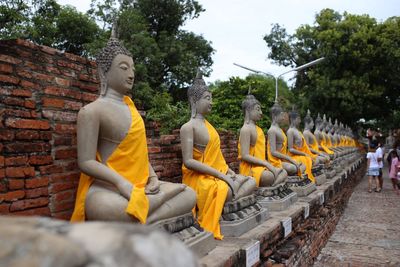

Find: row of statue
<box><xmin>70</xmin><ymin>30</ymin><xmax>360</xmax><ymax>248</ymax></box>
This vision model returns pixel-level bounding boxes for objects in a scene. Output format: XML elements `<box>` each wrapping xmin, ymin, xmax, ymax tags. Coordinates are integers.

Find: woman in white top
<box><xmin>366</xmin><ymin>142</ymin><xmax>381</xmax><ymax>193</ymax></box>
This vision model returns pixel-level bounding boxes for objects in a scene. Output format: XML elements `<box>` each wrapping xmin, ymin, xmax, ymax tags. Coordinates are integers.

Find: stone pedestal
<box><xmin>314</xmin><ymin>173</ymin><xmax>327</xmax><ymax>185</ymax></box>
<box><xmin>220</xmin><ymin>195</ymin><xmax>269</xmax><ymax>237</ymax></box>
<box><xmin>152</xmin><ymin>213</ymin><xmax>216</xmax><ymax>257</ymax></box>
<box><xmin>286</xmin><ymin>176</ymin><xmax>316</xmax><ymax>197</ymax></box>
<box><xmin>255</xmin><ymin>184</ymin><xmax>298</xmax><ymax>211</ymax></box>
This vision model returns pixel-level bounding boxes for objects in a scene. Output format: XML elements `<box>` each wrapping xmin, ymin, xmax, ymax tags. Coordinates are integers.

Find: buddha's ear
<box><xmin>98</xmin><ymin>66</ymin><xmax>108</xmax><ymax>96</ymax></box>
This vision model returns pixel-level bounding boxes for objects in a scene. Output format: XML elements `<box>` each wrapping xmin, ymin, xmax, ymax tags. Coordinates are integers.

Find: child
<box><xmin>366</xmin><ymin>142</ymin><xmax>380</xmax><ymax>193</ymax></box>
<box><xmin>388</xmin><ymin>150</ymin><xmax>400</xmax><ymax>195</ymax></box>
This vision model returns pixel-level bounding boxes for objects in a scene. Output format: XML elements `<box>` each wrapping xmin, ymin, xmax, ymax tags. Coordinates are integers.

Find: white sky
<box><xmin>59</xmin><ymin>0</ymin><xmax>400</xmax><ymax>84</ymax></box>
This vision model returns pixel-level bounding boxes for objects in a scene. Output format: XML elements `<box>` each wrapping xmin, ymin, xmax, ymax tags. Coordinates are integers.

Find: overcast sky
<box><xmin>59</xmin><ymin>0</ymin><xmax>400</xmax><ymax>84</ymax></box>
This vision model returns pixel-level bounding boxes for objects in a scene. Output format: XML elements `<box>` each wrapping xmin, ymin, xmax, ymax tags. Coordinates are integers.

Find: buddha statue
<box><xmin>286</xmin><ymin>107</ymin><xmax>315</xmax><ymax>183</ymax></box>
<box><xmin>302</xmin><ymin>110</ymin><xmax>330</xmax><ymax>164</ymax></box>
<box><xmin>238</xmin><ymin>95</ymin><xmax>288</xmax><ymax>187</ymax></box>
<box><xmin>267</xmin><ymin>102</ymin><xmax>306</xmax><ymax>177</ymax></box>
<box><xmin>314</xmin><ymin>114</ymin><xmax>334</xmax><ymax>157</ymax></box>
<box><xmin>180</xmin><ymin>73</ymin><xmax>257</xmax><ymax>240</ymax></box>
<box><xmin>71</xmin><ymin>28</ymin><xmax>197</xmax><ymax>227</ymax></box>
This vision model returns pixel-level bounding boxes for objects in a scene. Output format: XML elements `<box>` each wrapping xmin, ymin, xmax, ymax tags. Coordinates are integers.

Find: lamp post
<box><xmin>233</xmin><ymin>57</ymin><xmax>325</xmax><ymax>102</ymax></box>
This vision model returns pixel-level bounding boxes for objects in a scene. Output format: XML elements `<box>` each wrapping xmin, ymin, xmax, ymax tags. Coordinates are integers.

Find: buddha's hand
<box><xmin>117</xmin><ymin>180</ymin><xmax>134</xmax><ymax>200</ymax></box>
<box><xmin>145</xmin><ymin>176</ymin><xmax>160</xmax><ymax>195</ymax></box>
<box><xmin>219</xmin><ymin>174</ymin><xmax>237</xmax><ymax>199</ymax></box>
<box><xmin>270</xmin><ymin>167</ymin><xmax>279</xmax><ymax>178</ymax></box>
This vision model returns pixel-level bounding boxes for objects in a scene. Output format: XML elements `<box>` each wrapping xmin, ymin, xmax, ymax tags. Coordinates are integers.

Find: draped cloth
<box><xmin>71</xmin><ymin>96</ymin><xmax>150</xmax><ymax>224</ymax></box>
<box><xmin>288</xmin><ymin>132</ymin><xmax>315</xmax><ymax>183</ymax></box>
<box><xmin>267</xmin><ymin>128</ymin><xmax>302</xmax><ymax>177</ymax></box>
<box><xmin>182</xmin><ymin>120</ymin><xmax>229</xmax><ymax>240</ymax></box>
<box><xmin>320</xmin><ymin>133</ymin><xmax>334</xmax><ymax>154</ymax></box>
<box><xmin>238</xmin><ymin>126</ymin><xmax>266</xmax><ymax>186</ymax></box>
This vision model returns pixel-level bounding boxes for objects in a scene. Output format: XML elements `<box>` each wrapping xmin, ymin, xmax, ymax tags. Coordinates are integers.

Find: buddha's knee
<box><xmin>259</xmin><ymin>170</ymin><xmax>275</xmax><ymax>187</ymax></box>
<box><xmin>274</xmin><ymin>169</ymin><xmax>288</xmax><ymax>185</ymax></box>
<box><xmin>283</xmin><ymin>162</ymin><xmax>297</xmax><ymax>176</ymax></box>
<box><xmin>299</xmin><ymin>163</ymin><xmax>306</xmax><ymax>173</ymax></box>
<box><xmin>181</xmin><ymin>186</ymin><xmax>197</xmax><ymax>208</ymax></box>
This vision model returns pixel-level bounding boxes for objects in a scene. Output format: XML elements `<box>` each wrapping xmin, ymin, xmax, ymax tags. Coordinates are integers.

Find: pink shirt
<box><xmin>389</xmin><ymin>157</ymin><xmax>399</xmax><ymax>179</ymax></box>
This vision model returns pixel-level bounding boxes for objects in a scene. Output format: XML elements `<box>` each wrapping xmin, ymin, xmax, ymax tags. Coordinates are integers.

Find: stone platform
<box><xmin>200</xmin><ymin>156</ymin><xmax>365</xmax><ymax>267</ymax></box>
<box><xmin>286</xmin><ymin>176</ymin><xmax>317</xmax><ymax>197</ymax></box>
<box><xmin>256</xmin><ymin>184</ymin><xmax>298</xmax><ymax>211</ymax></box>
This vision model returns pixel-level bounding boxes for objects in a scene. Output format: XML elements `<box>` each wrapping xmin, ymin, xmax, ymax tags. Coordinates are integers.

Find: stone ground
<box><xmin>314</xmin><ymin>166</ymin><xmax>400</xmax><ymax>267</ymax></box>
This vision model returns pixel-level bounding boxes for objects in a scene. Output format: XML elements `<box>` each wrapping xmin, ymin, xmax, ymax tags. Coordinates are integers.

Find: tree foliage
<box><xmin>264</xmin><ymin>9</ymin><xmax>400</xmax><ymax>130</ymax></box>
<box><xmin>207</xmin><ymin>75</ymin><xmax>293</xmax><ymax>132</ymax></box>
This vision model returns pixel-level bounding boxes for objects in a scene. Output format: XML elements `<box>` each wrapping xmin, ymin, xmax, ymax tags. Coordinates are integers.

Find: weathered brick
<box><xmin>49</xmin><ymin>182</ymin><xmax>76</xmax><ymax>194</ymax></box>
<box><xmin>52</xmin><ymin>190</ymin><xmax>75</xmax><ymax>202</ymax></box>
<box><xmin>52</xmin><ymin>210</ymin><xmax>73</xmax><ymax>220</ymax></box>
<box><xmin>5</xmin><ymin>156</ymin><xmax>28</xmax><ymax>166</ymax></box>
<box><xmin>64</xmin><ymin>100</ymin><xmax>82</xmax><ymax>111</ymax></box>
<box><xmin>29</xmin><ymin>155</ymin><xmax>53</xmax><ymax>165</ymax></box>
<box><xmin>57</xmin><ymin>60</ymin><xmax>83</xmax><ymax>71</ymax></box>
<box><xmin>44</xmin><ymin>86</ymin><xmax>81</xmax><ymax>99</ymax></box>
<box><xmin>54</xmin><ymin>136</ymin><xmax>75</xmax><ymax>146</ymax></box>
<box><xmin>40</xmin><ymin>45</ymin><xmax>58</xmax><ymax>55</ymax></box>
<box><xmin>0</xmin><ymin>63</ymin><xmax>13</xmax><ymax>73</ymax></box>
<box><xmin>25</xmin><ymin>177</ymin><xmax>49</xmax><ymax>188</ymax></box>
<box><xmin>17</xmin><ymin>69</ymin><xmax>33</xmax><ymax>79</ymax></box>
<box><xmin>50</xmin><ymin>200</ymin><xmax>75</xmax><ymax>214</ymax></box>
<box><xmin>81</xmin><ymin>92</ymin><xmax>97</xmax><ymax>102</ymax></box>
<box><xmin>10</xmin><ymin>197</ymin><xmax>49</xmax><ymax>211</ymax></box>
<box><xmin>48</xmin><ymin>172</ymin><xmax>80</xmax><ymax>183</ymax></box>
<box><xmin>11</xmin><ymin>89</ymin><xmax>32</xmax><ymax>97</ymax></box>
<box><xmin>15</xmin><ymin>39</ymin><xmax>35</xmax><ymax>48</ymax></box>
<box><xmin>20</xmin><ymin>80</ymin><xmax>40</xmax><ymax>90</ymax></box>
<box><xmin>11</xmin><ymin>207</ymin><xmax>51</xmax><ymax>216</ymax></box>
<box><xmin>5</xmin><ymin>142</ymin><xmax>51</xmax><ymax>153</ymax></box>
<box><xmin>0</xmin><ymin>54</ymin><xmax>22</xmax><ymax>65</ymax></box>
<box><xmin>15</xmin><ymin>130</ymin><xmax>40</xmax><ymax>140</ymax></box>
<box><xmin>0</xmin><ymin>203</ymin><xmax>10</xmax><ymax>213</ymax></box>
<box><xmin>3</xmin><ymin>96</ymin><xmax>24</xmax><ymax>106</ymax></box>
<box><xmin>8</xmin><ymin>179</ymin><xmax>24</xmax><ymax>190</ymax></box>
<box><xmin>42</xmin><ymin>110</ymin><xmax>77</xmax><ymax>122</ymax></box>
<box><xmin>42</xmin><ymin>97</ymin><xmax>64</xmax><ymax>108</ymax></box>
<box><xmin>32</xmin><ymin>72</ymin><xmax>53</xmax><ymax>83</ymax></box>
<box><xmin>25</xmin><ymin>187</ymin><xmax>48</xmax><ymax>198</ymax></box>
<box><xmin>6</xmin><ymin>166</ymin><xmax>35</xmax><ymax>177</ymax></box>
<box><xmin>39</xmin><ymin>164</ymin><xmax>63</xmax><ymax>175</ymax></box>
<box><xmin>24</xmin><ymin>99</ymin><xmax>36</xmax><ymax>109</ymax></box>
<box><xmin>0</xmin><ymin>156</ymin><xmax>3</xmax><ymax>167</ymax></box>
<box><xmin>45</xmin><ymin>65</ymin><xmax>61</xmax><ymax>74</ymax></box>
<box><xmin>4</xmin><ymin>109</ymin><xmax>33</xmax><ymax>118</ymax></box>
<box><xmin>55</xmin><ymin>148</ymin><xmax>77</xmax><ymax>160</ymax></box>
<box><xmin>0</xmin><ymin>168</ymin><xmax>4</xmax><ymax>178</ymax></box>
<box><xmin>55</xmin><ymin>77</ymin><xmax>70</xmax><ymax>87</ymax></box>
<box><xmin>0</xmin><ymin>190</ymin><xmax>25</xmax><ymax>201</ymax></box>
<box><xmin>40</xmin><ymin>131</ymin><xmax>52</xmax><ymax>140</ymax></box>
<box><xmin>55</xmin><ymin>123</ymin><xmax>76</xmax><ymax>134</ymax></box>
<box><xmin>0</xmin><ymin>74</ymin><xmax>20</xmax><ymax>84</ymax></box>
<box><xmin>0</xmin><ymin>130</ymin><xmax>14</xmax><ymax>141</ymax></box>
<box><xmin>6</xmin><ymin>118</ymin><xmax>49</xmax><ymax>130</ymax></box>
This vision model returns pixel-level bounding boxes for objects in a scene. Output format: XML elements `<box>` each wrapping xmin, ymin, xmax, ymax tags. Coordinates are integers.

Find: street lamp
<box><xmin>233</xmin><ymin>57</ymin><xmax>325</xmax><ymax>102</ymax></box>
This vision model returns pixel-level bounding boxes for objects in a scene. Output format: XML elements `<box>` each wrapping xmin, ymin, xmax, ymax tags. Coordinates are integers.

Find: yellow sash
<box><xmin>238</xmin><ymin>126</ymin><xmax>266</xmax><ymax>186</ymax></box>
<box><xmin>267</xmin><ymin>128</ymin><xmax>287</xmax><ymax>168</ymax></box>
<box><xmin>321</xmin><ymin>133</ymin><xmax>334</xmax><ymax>154</ymax></box>
<box><xmin>288</xmin><ymin>132</ymin><xmax>315</xmax><ymax>183</ymax></box>
<box><xmin>310</xmin><ymin>134</ymin><xmax>320</xmax><ymax>152</ymax></box>
<box><xmin>182</xmin><ymin>120</ymin><xmax>229</xmax><ymax>240</ymax></box>
<box><xmin>71</xmin><ymin>96</ymin><xmax>150</xmax><ymax>224</ymax></box>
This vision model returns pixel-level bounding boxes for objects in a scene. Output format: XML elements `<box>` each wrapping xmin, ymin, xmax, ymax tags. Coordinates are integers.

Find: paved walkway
<box><xmin>314</xmin><ymin>166</ymin><xmax>400</xmax><ymax>267</ymax></box>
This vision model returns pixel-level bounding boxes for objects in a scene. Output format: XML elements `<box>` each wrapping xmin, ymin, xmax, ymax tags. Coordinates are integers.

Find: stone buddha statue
<box><xmin>314</xmin><ymin>114</ymin><xmax>334</xmax><ymax>157</ymax></box>
<box><xmin>70</xmin><ymin>28</ymin><xmax>197</xmax><ymax>227</ymax></box>
<box><xmin>238</xmin><ymin>95</ymin><xmax>288</xmax><ymax>187</ymax></box>
<box><xmin>180</xmin><ymin>73</ymin><xmax>257</xmax><ymax>240</ymax></box>
<box><xmin>302</xmin><ymin>110</ymin><xmax>330</xmax><ymax>164</ymax></box>
<box><xmin>286</xmin><ymin>107</ymin><xmax>315</xmax><ymax>183</ymax></box>
<box><xmin>267</xmin><ymin>102</ymin><xmax>306</xmax><ymax>177</ymax></box>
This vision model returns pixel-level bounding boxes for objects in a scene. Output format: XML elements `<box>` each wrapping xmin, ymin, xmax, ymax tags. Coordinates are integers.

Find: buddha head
<box><xmin>242</xmin><ymin>95</ymin><xmax>262</xmax><ymax>124</ymax></box>
<box><xmin>96</xmin><ymin>25</ymin><xmax>134</xmax><ymax>96</ymax></box>
<box><xmin>303</xmin><ymin>109</ymin><xmax>314</xmax><ymax>130</ymax></box>
<box><xmin>188</xmin><ymin>71</ymin><xmax>212</xmax><ymax>118</ymax></box>
<box><xmin>289</xmin><ymin>106</ymin><xmax>300</xmax><ymax>128</ymax></box>
<box><xmin>322</xmin><ymin>114</ymin><xmax>329</xmax><ymax>132</ymax></box>
<box><xmin>270</xmin><ymin>101</ymin><xmax>285</xmax><ymax>126</ymax></box>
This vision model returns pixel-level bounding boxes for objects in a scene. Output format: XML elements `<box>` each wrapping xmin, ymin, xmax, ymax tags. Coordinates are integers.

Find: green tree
<box><xmin>207</xmin><ymin>74</ymin><xmax>293</xmax><ymax>132</ymax></box>
<box><xmin>264</xmin><ymin>9</ymin><xmax>400</xmax><ymax>130</ymax></box>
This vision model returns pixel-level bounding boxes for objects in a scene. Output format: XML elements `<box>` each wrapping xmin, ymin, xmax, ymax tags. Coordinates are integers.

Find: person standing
<box><xmin>376</xmin><ymin>142</ymin><xmax>384</xmax><ymax>189</ymax></box>
<box><xmin>367</xmin><ymin>142</ymin><xmax>381</xmax><ymax>193</ymax></box>
<box><xmin>388</xmin><ymin>150</ymin><xmax>400</xmax><ymax>195</ymax></box>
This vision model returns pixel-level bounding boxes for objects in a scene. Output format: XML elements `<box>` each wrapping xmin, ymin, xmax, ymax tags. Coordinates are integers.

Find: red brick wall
<box><xmin>0</xmin><ymin>39</ymin><xmax>240</xmax><ymax>220</ymax></box>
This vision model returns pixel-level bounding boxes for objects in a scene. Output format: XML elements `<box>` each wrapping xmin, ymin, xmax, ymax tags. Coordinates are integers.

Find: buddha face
<box><xmin>249</xmin><ymin>104</ymin><xmax>262</xmax><ymax>122</ymax></box>
<box><xmin>105</xmin><ymin>54</ymin><xmax>135</xmax><ymax>94</ymax></box>
<box><xmin>195</xmin><ymin>91</ymin><xmax>212</xmax><ymax>115</ymax></box>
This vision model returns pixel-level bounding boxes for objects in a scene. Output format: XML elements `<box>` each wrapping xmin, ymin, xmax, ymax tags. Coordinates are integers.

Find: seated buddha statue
<box><xmin>180</xmin><ymin>72</ymin><xmax>256</xmax><ymax>240</ymax></box>
<box><xmin>71</xmin><ymin>29</ymin><xmax>196</xmax><ymax>225</ymax></box>
<box><xmin>238</xmin><ymin>95</ymin><xmax>288</xmax><ymax>187</ymax></box>
<box><xmin>286</xmin><ymin>107</ymin><xmax>316</xmax><ymax>183</ymax></box>
<box><xmin>267</xmin><ymin>102</ymin><xmax>306</xmax><ymax>177</ymax></box>
<box><xmin>314</xmin><ymin>113</ymin><xmax>334</xmax><ymax>157</ymax></box>
<box><xmin>302</xmin><ymin>110</ymin><xmax>330</xmax><ymax>164</ymax></box>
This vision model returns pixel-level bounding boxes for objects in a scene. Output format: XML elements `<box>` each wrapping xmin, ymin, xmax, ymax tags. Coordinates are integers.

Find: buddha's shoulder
<box><xmin>77</xmin><ymin>99</ymin><xmax>106</xmax><ymax>117</ymax></box>
<box><xmin>180</xmin><ymin>120</ymin><xmax>195</xmax><ymax>133</ymax></box>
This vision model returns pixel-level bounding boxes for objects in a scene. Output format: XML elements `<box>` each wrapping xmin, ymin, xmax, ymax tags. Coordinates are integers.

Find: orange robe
<box><xmin>238</xmin><ymin>126</ymin><xmax>266</xmax><ymax>186</ymax></box>
<box><xmin>288</xmin><ymin>132</ymin><xmax>315</xmax><ymax>183</ymax></box>
<box><xmin>267</xmin><ymin>129</ymin><xmax>302</xmax><ymax>177</ymax></box>
<box><xmin>71</xmin><ymin>96</ymin><xmax>150</xmax><ymax>224</ymax></box>
<box><xmin>182</xmin><ymin>120</ymin><xmax>229</xmax><ymax>240</ymax></box>
<box><xmin>320</xmin><ymin>133</ymin><xmax>334</xmax><ymax>154</ymax></box>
